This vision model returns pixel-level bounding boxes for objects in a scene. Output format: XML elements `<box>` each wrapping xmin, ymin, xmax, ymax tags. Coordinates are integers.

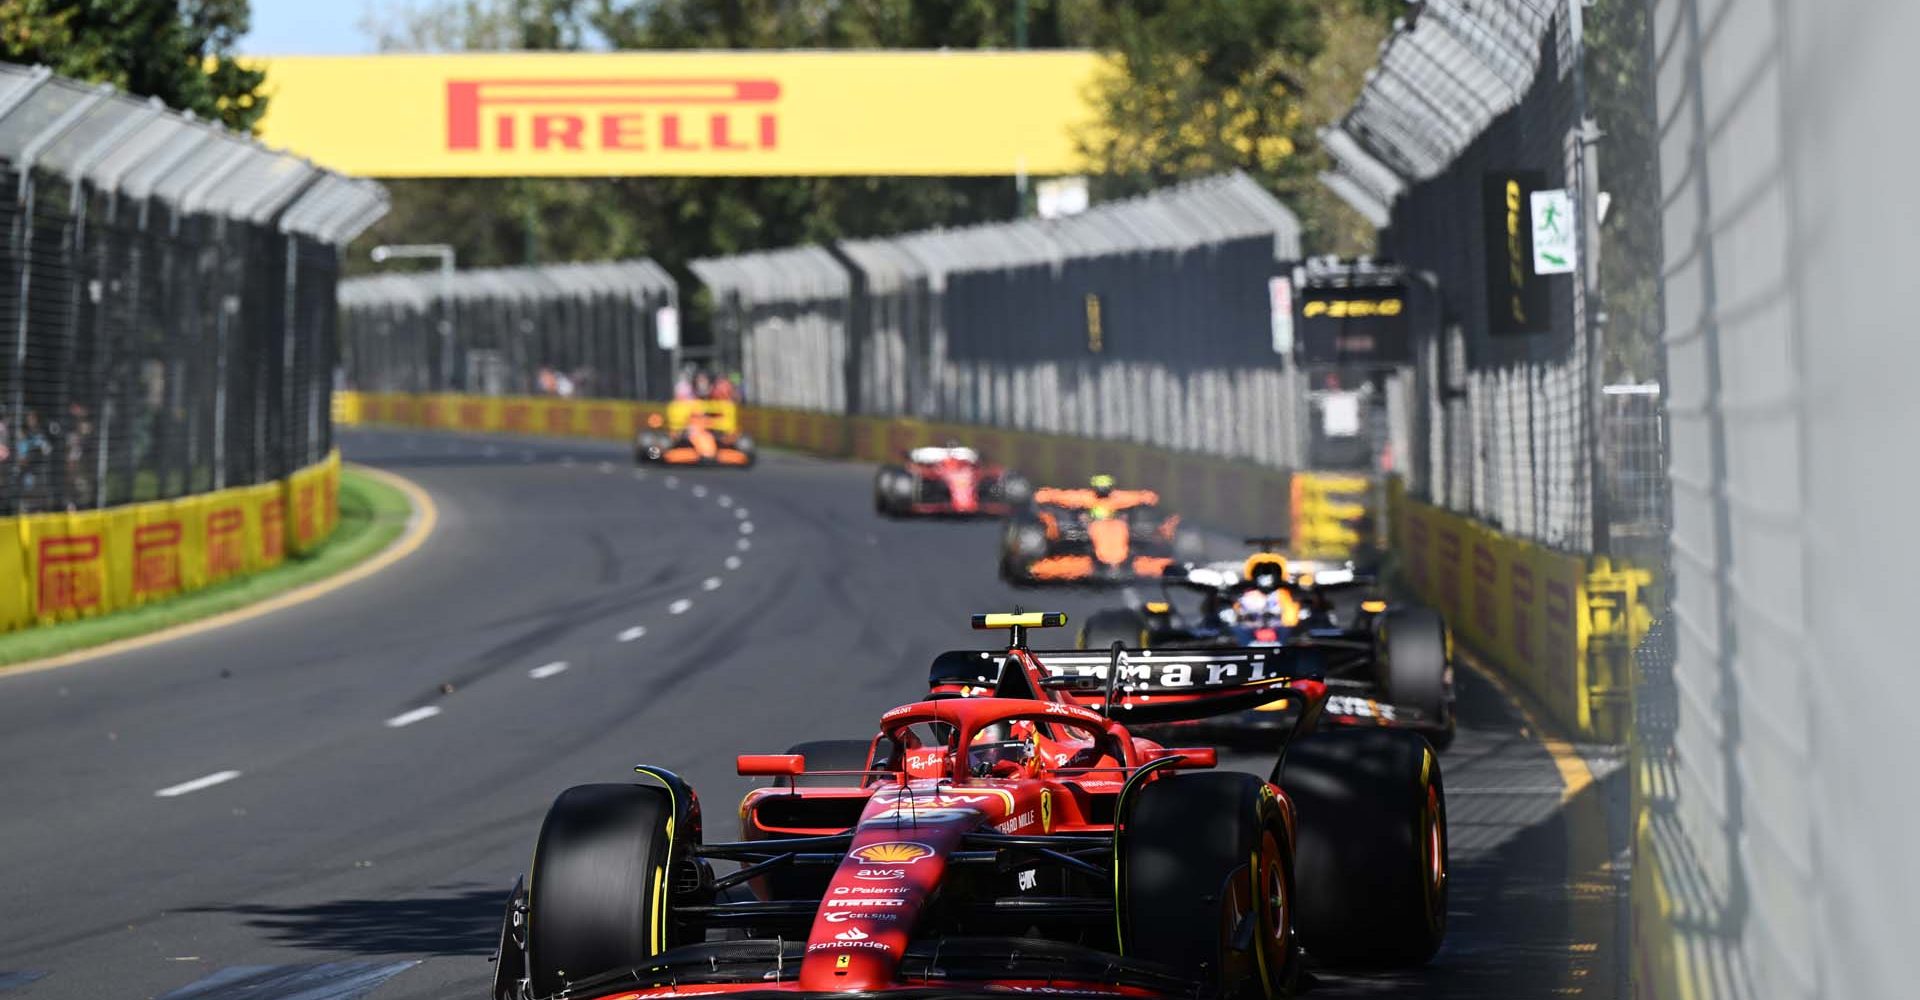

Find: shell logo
<box><xmin>851</xmin><ymin>841</ymin><xmax>934</xmax><ymax>864</ymax></box>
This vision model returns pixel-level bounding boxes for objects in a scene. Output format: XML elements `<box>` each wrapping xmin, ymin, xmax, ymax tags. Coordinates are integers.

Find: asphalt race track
<box><xmin>0</xmin><ymin>429</ymin><xmax>1627</xmax><ymax>1000</ymax></box>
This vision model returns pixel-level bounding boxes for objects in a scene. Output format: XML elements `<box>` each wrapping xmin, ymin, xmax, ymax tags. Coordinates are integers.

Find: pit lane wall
<box><xmin>0</xmin><ymin>451</ymin><xmax>342</xmax><ymax>633</ymax></box>
<box><xmin>1388</xmin><ymin>479</ymin><xmax>1650</xmax><ymax>745</ymax></box>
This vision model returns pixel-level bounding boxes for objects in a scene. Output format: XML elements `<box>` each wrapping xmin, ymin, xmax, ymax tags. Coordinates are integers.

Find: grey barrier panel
<box><xmin>0</xmin><ymin>59</ymin><xmax>385</xmax><ymax>513</ymax></box>
<box><xmin>689</xmin><ymin>171</ymin><xmax>1307</xmax><ymax>469</ymax></box>
<box><xmin>338</xmin><ymin>258</ymin><xmax>679</xmax><ymax>402</ymax></box>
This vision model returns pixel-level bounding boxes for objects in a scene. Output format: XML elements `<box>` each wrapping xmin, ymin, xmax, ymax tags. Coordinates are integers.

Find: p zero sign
<box><xmin>252</xmin><ymin>52</ymin><xmax>1100</xmax><ymax>177</ymax></box>
<box><xmin>1294</xmin><ymin>285</ymin><xmax>1411</xmax><ymax>366</ymax></box>
<box><xmin>1482</xmin><ymin>170</ymin><xmax>1551</xmax><ymax>336</ymax></box>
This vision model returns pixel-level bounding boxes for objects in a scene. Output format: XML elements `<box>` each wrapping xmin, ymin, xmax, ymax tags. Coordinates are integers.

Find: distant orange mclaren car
<box><xmin>999</xmin><ymin>475</ymin><xmax>1190</xmax><ymax>585</ymax></box>
<box><xmin>635</xmin><ymin>400</ymin><xmax>756</xmax><ymax>468</ymax></box>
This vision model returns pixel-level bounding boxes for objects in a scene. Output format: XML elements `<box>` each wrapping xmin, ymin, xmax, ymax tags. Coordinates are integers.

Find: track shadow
<box><xmin>187</xmin><ymin>887</ymin><xmax>501</xmax><ymax>957</ymax></box>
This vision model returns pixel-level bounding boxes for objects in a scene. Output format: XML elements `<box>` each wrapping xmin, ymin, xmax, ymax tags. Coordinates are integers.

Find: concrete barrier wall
<box><xmin>0</xmin><ymin>451</ymin><xmax>341</xmax><ymax>633</ymax></box>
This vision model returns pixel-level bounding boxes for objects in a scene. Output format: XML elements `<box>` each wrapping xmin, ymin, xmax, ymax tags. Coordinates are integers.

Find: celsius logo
<box><xmin>445</xmin><ymin>78</ymin><xmax>781</xmax><ymax>154</ymax></box>
<box><xmin>850</xmin><ymin>841</ymin><xmax>933</xmax><ymax>865</ymax></box>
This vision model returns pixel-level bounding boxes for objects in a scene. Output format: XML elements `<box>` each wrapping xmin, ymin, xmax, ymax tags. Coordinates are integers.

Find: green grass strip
<box><xmin>0</xmin><ymin>467</ymin><xmax>415</xmax><ymax>667</ymax></box>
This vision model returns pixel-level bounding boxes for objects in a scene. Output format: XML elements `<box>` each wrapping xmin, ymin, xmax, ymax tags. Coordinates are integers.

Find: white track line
<box><xmin>734</xmin><ymin>508</ymin><xmax>750</xmax><ymax>519</ymax></box>
<box><xmin>692</xmin><ymin>485</ymin><xmax>708</xmax><ymax>498</ymax></box>
<box><xmin>737</xmin><ymin>538</ymin><xmax>752</xmax><ymax>552</ymax></box>
<box><xmin>738</xmin><ymin>521</ymin><xmax>754</xmax><ymax>535</ymax></box>
<box><xmin>665</xmin><ymin>476</ymin><xmax>680</xmax><ymax>489</ymax></box>
<box><xmin>617</xmin><ymin>626</ymin><xmax>647</xmax><ymax>642</ymax></box>
<box><xmin>702</xmin><ymin>577</ymin><xmax>722</xmax><ymax>591</ymax></box>
<box><xmin>529</xmin><ymin>661</ymin><xmax>570</xmax><ymax>679</ymax></box>
<box><xmin>633</xmin><ymin>469</ymin><xmax>649</xmax><ymax>480</ymax></box>
<box><xmin>385</xmin><ymin>706</ymin><xmax>442</xmax><ymax>728</ymax></box>
<box><xmin>154</xmin><ymin>770</ymin><xmax>241</xmax><ymax>798</ymax></box>
<box><xmin>724</xmin><ymin>555</ymin><xmax>742</xmax><ymax>570</ymax></box>
<box><xmin>718</xmin><ymin>495</ymin><xmax>733</xmax><ymax>507</ymax></box>
<box><xmin>669</xmin><ymin>598</ymin><xmax>693</xmax><ymax>615</ymax></box>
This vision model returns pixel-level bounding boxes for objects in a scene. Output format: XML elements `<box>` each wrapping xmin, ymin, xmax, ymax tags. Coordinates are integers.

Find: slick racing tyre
<box><xmin>1273</xmin><ymin>729</ymin><xmax>1447</xmax><ymax>967</ymax></box>
<box><xmin>874</xmin><ymin>466</ymin><xmax>907</xmax><ymax>516</ymax></box>
<box><xmin>1377</xmin><ymin>606</ymin><xmax>1451</xmax><ymax>741</ymax></box>
<box><xmin>1120</xmin><ymin>771</ymin><xmax>1298</xmax><ymax>999</ymax></box>
<box><xmin>526</xmin><ymin>783</ymin><xmax>682</xmax><ymax>998</ymax></box>
<box><xmin>775</xmin><ymin>738</ymin><xmax>874</xmax><ymax>788</ymax></box>
<box><xmin>1078</xmin><ymin>608</ymin><xmax>1151</xmax><ymax>651</ymax></box>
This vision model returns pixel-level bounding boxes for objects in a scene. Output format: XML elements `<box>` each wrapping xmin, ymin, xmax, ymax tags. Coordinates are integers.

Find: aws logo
<box><xmin>1302</xmin><ymin>298</ymin><xmax>1404</xmax><ymax>318</ymax></box>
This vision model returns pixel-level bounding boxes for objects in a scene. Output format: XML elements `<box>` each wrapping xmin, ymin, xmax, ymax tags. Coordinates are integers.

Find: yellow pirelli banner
<box><xmin>0</xmin><ymin>451</ymin><xmax>343</xmax><ymax>633</ymax></box>
<box><xmin>254</xmin><ymin>52</ymin><xmax>1103</xmax><ymax>177</ymax></box>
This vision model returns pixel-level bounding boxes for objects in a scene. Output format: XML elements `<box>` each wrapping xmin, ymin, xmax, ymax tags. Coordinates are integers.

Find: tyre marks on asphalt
<box><xmin>154</xmin><ymin>960</ymin><xmax>418</xmax><ymax>1000</ymax></box>
<box><xmin>0</xmin><ymin>971</ymin><xmax>46</xmax><ymax>992</ymax></box>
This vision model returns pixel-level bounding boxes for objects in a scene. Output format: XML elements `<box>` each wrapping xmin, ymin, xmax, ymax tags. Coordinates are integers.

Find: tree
<box><xmin>0</xmin><ymin>0</ymin><xmax>267</xmax><ymax>132</ymax></box>
<box><xmin>1075</xmin><ymin>0</ymin><xmax>1395</xmax><ymax>255</ymax></box>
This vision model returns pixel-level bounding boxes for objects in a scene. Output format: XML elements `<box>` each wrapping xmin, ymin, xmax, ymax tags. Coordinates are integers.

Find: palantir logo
<box><xmin>446</xmin><ymin>78</ymin><xmax>781</xmax><ymax>154</ymax></box>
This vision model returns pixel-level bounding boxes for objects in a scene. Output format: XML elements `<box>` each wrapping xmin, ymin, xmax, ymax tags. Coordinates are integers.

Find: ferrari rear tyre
<box><xmin>1120</xmin><ymin>772</ymin><xmax>1297</xmax><ymax>999</ymax></box>
<box><xmin>1078</xmin><ymin>609</ymin><xmax>1150</xmax><ymax>651</ymax></box>
<box><xmin>1378</xmin><ymin>607</ymin><xmax>1450</xmax><ymax>732</ymax></box>
<box><xmin>526</xmin><ymin>783</ymin><xmax>679</xmax><ymax>997</ymax></box>
<box><xmin>775</xmin><ymin>739</ymin><xmax>873</xmax><ymax>788</ymax></box>
<box><xmin>1273</xmin><ymin>729</ymin><xmax>1447</xmax><ymax>967</ymax></box>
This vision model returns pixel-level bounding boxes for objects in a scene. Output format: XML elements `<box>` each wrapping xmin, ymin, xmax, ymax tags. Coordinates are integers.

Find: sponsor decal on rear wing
<box><xmin>1032</xmin><ymin>647</ymin><xmax>1327</xmax><ymax>724</ymax></box>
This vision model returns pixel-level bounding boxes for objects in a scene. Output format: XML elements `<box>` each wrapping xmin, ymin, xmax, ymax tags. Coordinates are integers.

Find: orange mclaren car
<box><xmin>635</xmin><ymin>400</ymin><xmax>756</xmax><ymax>468</ymax></box>
<box><xmin>998</xmin><ymin>475</ymin><xmax>1187</xmax><ymax>586</ymax></box>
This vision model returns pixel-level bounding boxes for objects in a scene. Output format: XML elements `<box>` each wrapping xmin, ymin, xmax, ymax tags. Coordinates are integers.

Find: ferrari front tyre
<box><xmin>526</xmin><ymin>783</ymin><xmax>681</xmax><ymax>997</ymax></box>
<box><xmin>1378</xmin><ymin>606</ymin><xmax>1450</xmax><ymax>735</ymax></box>
<box><xmin>1078</xmin><ymin>608</ymin><xmax>1150</xmax><ymax>650</ymax></box>
<box><xmin>1272</xmin><ymin>729</ymin><xmax>1447</xmax><ymax>967</ymax></box>
<box><xmin>874</xmin><ymin>467</ymin><xmax>905</xmax><ymax>516</ymax></box>
<box><xmin>1120</xmin><ymin>771</ymin><xmax>1297</xmax><ymax>999</ymax></box>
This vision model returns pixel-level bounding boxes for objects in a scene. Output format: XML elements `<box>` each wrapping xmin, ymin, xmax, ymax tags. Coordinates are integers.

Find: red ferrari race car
<box><xmin>492</xmin><ymin>613</ymin><xmax>1448</xmax><ymax>1000</ymax></box>
<box><xmin>636</xmin><ymin>400</ymin><xmax>756</xmax><ymax>468</ymax></box>
<box><xmin>998</xmin><ymin>476</ymin><xmax>1196</xmax><ymax>586</ymax></box>
<box><xmin>872</xmin><ymin>444</ymin><xmax>1030</xmax><ymax>517</ymax></box>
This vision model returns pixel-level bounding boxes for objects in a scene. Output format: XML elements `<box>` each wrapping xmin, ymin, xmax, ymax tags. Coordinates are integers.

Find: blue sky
<box><xmin>241</xmin><ymin>0</ymin><xmax>383</xmax><ymax>55</ymax></box>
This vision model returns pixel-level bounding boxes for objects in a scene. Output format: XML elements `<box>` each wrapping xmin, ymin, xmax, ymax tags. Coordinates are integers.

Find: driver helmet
<box><xmin>968</xmin><ymin>723</ymin><xmax>1035</xmax><ymax>777</ymax></box>
<box><xmin>1242</xmin><ymin>553</ymin><xmax>1290</xmax><ymax>593</ymax></box>
<box><xmin>1090</xmin><ymin>473</ymin><xmax>1116</xmax><ymax>499</ymax></box>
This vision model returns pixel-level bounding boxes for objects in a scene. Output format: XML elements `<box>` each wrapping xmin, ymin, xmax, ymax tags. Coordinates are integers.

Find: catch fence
<box><xmin>692</xmin><ymin>172</ymin><xmax>1312</xmax><ymax>470</ymax></box>
<box><xmin>1322</xmin><ymin>0</ymin><xmax>1619</xmax><ymax>555</ymax></box>
<box><xmin>0</xmin><ymin>63</ymin><xmax>386</xmax><ymax>515</ymax></box>
<box><xmin>337</xmin><ymin>260</ymin><xmax>680</xmax><ymax>402</ymax></box>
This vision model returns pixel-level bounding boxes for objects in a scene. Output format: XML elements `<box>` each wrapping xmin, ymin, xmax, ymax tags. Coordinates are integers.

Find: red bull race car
<box><xmin>636</xmin><ymin>400</ymin><xmax>756</xmax><ymax>468</ymax></box>
<box><xmin>998</xmin><ymin>476</ymin><xmax>1194</xmax><ymax>586</ymax></box>
<box><xmin>1073</xmin><ymin>546</ymin><xmax>1455</xmax><ymax>749</ymax></box>
<box><xmin>492</xmin><ymin>613</ymin><xmax>1447</xmax><ymax>1000</ymax></box>
<box><xmin>872</xmin><ymin>445</ymin><xmax>1030</xmax><ymax>517</ymax></box>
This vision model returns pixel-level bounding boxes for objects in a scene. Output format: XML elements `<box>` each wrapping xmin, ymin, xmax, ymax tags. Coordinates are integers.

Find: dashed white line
<box><xmin>633</xmin><ymin>470</ymin><xmax>649</xmax><ymax>480</ymax></box>
<box><xmin>734</xmin><ymin>508</ymin><xmax>750</xmax><ymax>519</ymax></box>
<box><xmin>617</xmin><ymin>626</ymin><xmax>647</xmax><ymax>642</ymax></box>
<box><xmin>738</xmin><ymin>521</ymin><xmax>755</xmax><ymax>535</ymax></box>
<box><xmin>718</xmin><ymin>495</ymin><xmax>733</xmax><ymax>507</ymax></box>
<box><xmin>529</xmin><ymin>661</ymin><xmax>570</xmax><ymax>679</ymax></box>
<box><xmin>737</xmin><ymin>538</ymin><xmax>752</xmax><ymax>552</ymax></box>
<box><xmin>385</xmin><ymin>706</ymin><xmax>442</xmax><ymax>728</ymax></box>
<box><xmin>669</xmin><ymin>598</ymin><xmax>693</xmax><ymax>615</ymax></box>
<box><xmin>665</xmin><ymin>476</ymin><xmax>680</xmax><ymax>489</ymax></box>
<box><xmin>154</xmin><ymin>770</ymin><xmax>241</xmax><ymax>798</ymax></box>
<box><xmin>692</xmin><ymin>485</ymin><xmax>708</xmax><ymax>498</ymax></box>
<box><xmin>724</xmin><ymin>555</ymin><xmax>742</xmax><ymax>570</ymax></box>
<box><xmin>702</xmin><ymin>577</ymin><xmax>722</xmax><ymax>591</ymax></box>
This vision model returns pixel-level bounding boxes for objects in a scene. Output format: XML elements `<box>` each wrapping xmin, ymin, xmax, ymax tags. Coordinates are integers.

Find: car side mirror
<box><xmin>1142</xmin><ymin>747</ymin><xmax>1217</xmax><ymax>769</ymax></box>
<box><xmin>736</xmin><ymin>753</ymin><xmax>806</xmax><ymax>776</ymax></box>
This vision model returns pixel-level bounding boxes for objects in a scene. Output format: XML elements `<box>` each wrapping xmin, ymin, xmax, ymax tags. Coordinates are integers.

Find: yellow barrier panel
<box><xmin>0</xmin><ymin>451</ymin><xmax>341</xmax><ymax>635</ymax></box>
